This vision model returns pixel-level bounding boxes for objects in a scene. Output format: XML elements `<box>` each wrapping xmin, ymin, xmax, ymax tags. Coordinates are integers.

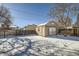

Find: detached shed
<box><xmin>36</xmin><ymin>22</ymin><xmax>57</xmax><ymax>36</ymax></box>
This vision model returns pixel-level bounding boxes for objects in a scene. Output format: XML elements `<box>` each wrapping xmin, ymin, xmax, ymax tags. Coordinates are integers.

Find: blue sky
<box><xmin>3</xmin><ymin>3</ymin><xmax>52</xmax><ymax>28</ymax></box>
<box><xmin>2</xmin><ymin>3</ymin><xmax>77</xmax><ymax>27</ymax></box>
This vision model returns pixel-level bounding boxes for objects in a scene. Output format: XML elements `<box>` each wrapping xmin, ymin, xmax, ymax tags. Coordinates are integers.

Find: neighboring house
<box><xmin>0</xmin><ymin>23</ymin><xmax>19</xmax><ymax>30</ymax></box>
<box><xmin>0</xmin><ymin>24</ymin><xmax>19</xmax><ymax>36</ymax></box>
<box><xmin>9</xmin><ymin>25</ymin><xmax>19</xmax><ymax>30</ymax></box>
<box><xmin>0</xmin><ymin>24</ymin><xmax>10</xmax><ymax>32</ymax></box>
<box><xmin>24</xmin><ymin>24</ymin><xmax>37</xmax><ymax>30</ymax></box>
<box><xmin>36</xmin><ymin>22</ymin><xmax>57</xmax><ymax>37</ymax></box>
<box><xmin>23</xmin><ymin>24</ymin><xmax>37</xmax><ymax>34</ymax></box>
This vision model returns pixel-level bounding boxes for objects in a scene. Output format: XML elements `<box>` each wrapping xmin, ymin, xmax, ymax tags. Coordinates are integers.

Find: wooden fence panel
<box><xmin>0</xmin><ymin>30</ymin><xmax>37</xmax><ymax>38</ymax></box>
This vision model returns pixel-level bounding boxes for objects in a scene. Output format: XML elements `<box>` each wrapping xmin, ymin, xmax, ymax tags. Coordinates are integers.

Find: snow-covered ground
<box><xmin>0</xmin><ymin>35</ymin><xmax>79</xmax><ymax>56</ymax></box>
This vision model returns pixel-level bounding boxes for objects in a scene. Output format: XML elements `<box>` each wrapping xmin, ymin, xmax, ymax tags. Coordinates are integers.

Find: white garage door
<box><xmin>49</xmin><ymin>27</ymin><xmax>56</xmax><ymax>35</ymax></box>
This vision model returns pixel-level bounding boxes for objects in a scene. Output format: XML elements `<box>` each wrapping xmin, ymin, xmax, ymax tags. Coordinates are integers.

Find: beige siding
<box><xmin>36</xmin><ymin>26</ymin><xmax>46</xmax><ymax>36</ymax></box>
<box><xmin>36</xmin><ymin>26</ymin><xmax>52</xmax><ymax>36</ymax></box>
<box><xmin>36</xmin><ymin>22</ymin><xmax>57</xmax><ymax>37</ymax></box>
<box><xmin>44</xmin><ymin>26</ymin><xmax>49</xmax><ymax>36</ymax></box>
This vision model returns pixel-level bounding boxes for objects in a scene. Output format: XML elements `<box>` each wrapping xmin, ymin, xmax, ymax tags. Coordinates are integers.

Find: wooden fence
<box><xmin>0</xmin><ymin>30</ymin><xmax>37</xmax><ymax>38</ymax></box>
<box><xmin>57</xmin><ymin>27</ymin><xmax>79</xmax><ymax>36</ymax></box>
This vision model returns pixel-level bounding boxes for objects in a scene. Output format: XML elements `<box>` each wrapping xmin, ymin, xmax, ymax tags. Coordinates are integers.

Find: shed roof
<box><xmin>37</xmin><ymin>22</ymin><xmax>48</xmax><ymax>26</ymax></box>
<box><xmin>66</xmin><ymin>26</ymin><xmax>73</xmax><ymax>29</ymax></box>
<box><xmin>10</xmin><ymin>25</ymin><xmax>18</xmax><ymax>28</ymax></box>
<box><xmin>37</xmin><ymin>21</ymin><xmax>55</xmax><ymax>27</ymax></box>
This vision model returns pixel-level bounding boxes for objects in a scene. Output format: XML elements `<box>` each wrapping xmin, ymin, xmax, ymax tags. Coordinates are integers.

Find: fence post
<box><xmin>16</xmin><ymin>30</ymin><xmax>17</xmax><ymax>36</ymax></box>
<box><xmin>4</xmin><ymin>30</ymin><xmax>5</xmax><ymax>38</ymax></box>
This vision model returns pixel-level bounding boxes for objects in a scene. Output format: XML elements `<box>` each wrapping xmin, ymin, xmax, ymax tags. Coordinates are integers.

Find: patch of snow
<box><xmin>37</xmin><ymin>22</ymin><xmax>48</xmax><ymax>26</ymax></box>
<box><xmin>0</xmin><ymin>35</ymin><xmax>79</xmax><ymax>56</ymax></box>
<box><xmin>0</xmin><ymin>42</ymin><xmax>13</xmax><ymax>53</ymax></box>
<box><xmin>0</xmin><ymin>37</ymin><xmax>31</xmax><ymax>56</ymax></box>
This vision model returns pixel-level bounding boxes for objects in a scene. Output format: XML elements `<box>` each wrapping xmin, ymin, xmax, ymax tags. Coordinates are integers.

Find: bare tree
<box><xmin>71</xmin><ymin>4</ymin><xmax>79</xmax><ymax>27</ymax></box>
<box><xmin>49</xmin><ymin>4</ymin><xmax>71</xmax><ymax>19</ymax></box>
<box><xmin>49</xmin><ymin>3</ymin><xmax>79</xmax><ymax>28</ymax></box>
<box><xmin>50</xmin><ymin>16</ymin><xmax>72</xmax><ymax>28</ymax></box>
<box><xmin>75</xmin><ymin>13</ymin><xmax>79</xmax><ymax>26</ymax></box>
<box><xmin>0</xmin><ymin>5</ymin><xmax>12</xmax><ymax>28</ymax></box>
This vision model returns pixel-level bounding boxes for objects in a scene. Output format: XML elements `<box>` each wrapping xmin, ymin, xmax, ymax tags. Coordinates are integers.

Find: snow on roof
<box><xmin>10</xmin><ymin>25</ymin><xmax>18</xmax><ymax>28</ymax></box>
<box><xmin>37</xmin><ymin>22</ymin><xmax>48</xmax><ymax>26</ymax></box>
<box><xmin>66</xmin><ymin>26</ymin><xmax>73</xmax><ymax>29</ymax></box>
<box><xmin>37</xmin><ymin>21</ymin><xmax>55</xmax><ymax>26</ymax></box>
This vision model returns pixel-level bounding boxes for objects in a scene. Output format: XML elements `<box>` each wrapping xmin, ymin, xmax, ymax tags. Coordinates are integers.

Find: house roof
<box><xmin>37</xmin><ymin>22</ymin><xmax>48</xmax><ymax>26</ymax></box>
<box><xmin>10</xmin><ymin>25</ymin><xmax>18</xmax><ymax>28</ymax></box>
<box><xmin>66</xmin><ymin>26</ymin><xmax>73</xmax><ymax>29</ymax></box>
<box><xmin>37</xmin><ymin>21</ymin><xmax>55</xmax><ymax>27</ymax></box>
